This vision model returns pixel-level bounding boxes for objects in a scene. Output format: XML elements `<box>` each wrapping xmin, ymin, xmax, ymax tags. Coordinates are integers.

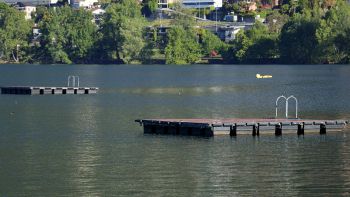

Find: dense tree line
<box><xmin>1</xmin><ymin>0</ymin><xmax>350</xmax><ymax>64</ymax></box>
<box><xmin>223</xmin><ymin>0</ymin><xmax>350</xmax><ymax>64</ymax></box>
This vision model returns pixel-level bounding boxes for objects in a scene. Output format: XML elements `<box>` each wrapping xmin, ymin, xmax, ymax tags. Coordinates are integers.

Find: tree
<box><xmin>164</xmin><ymin>6</ymin><xmax>202</xmax><ymax>64</ymax></box>
<box><xmin>38</xmin><ymin>6</ymin><xmax>97</xmax><ymax>64</ymax></box>
<box><xmin>165</xmin><ymin>26</ymin><xmax>201</xmax><ymax>64</ymax></box>
<box><xmin>230</xmin><ymin>30</ymin><xmax>251</xmax><ymax>62</ymax></box>
<box><xmin>100</xmin><ymin>0</ymin><xmax>146</xmax><ymax>63</ymax></box>
<box><xmin>333</xmin><ymin>28</ymin><xmax>350</xmax><ymax>63</ymax></box>
<box><xmin>279</xmin><ymin>14</ymin><xmax>319</xmax><ymax>64</ymax></box>
<box><xmin>141</xmin><ymin>0</ymin><xmax>158</xmax><ymax>17</ymax></box>
<box><xmin>170</xmin><ymin>4</ymin><xmax>196</xmax><ymax>29</ymax></box>
<box><xmin>223</xmin><ymin>22</ymin><xmax>279</xmax><ymax>63</ymax></box>
<box><xmin>315</xmin><ymin>1</ymin><xmax>350</xmax><ymax>63</ymax></box>
<box><xmin>245</xmin><ymin>35</ymin><xmax>278</xmax><ymax>63</ymax></box>
<box><xmin>119</xmin><ymin>18</ymin><xmax>145</xmax><ymax>63</ymax></box>
<box><xmin>0</xmin><ymin>3</ymin><xmax>32</xmax><ymax>63</ymax></box>
<box><xmin>67</xmin><ymin>9</ymin><xmax>97</xmax><ymax>63</ymax></box>
<box><xmin>32</xmin><ymin>6</ymin><xmax>47</xmax><ymax>23</ymax></box>
<box><xmin>38</xmin><ymin>7</ymin><xmax>71</xmax><ymax>63</ymax></box>
<box><xmin>200</xmin><ymin>29</ymin><xmax>226</xmax><ymax>56</ymax></box>
<box><xmin>266</xmin><ymin>10</ymin><xmax>289</xmax><ymax>33</ymax></box>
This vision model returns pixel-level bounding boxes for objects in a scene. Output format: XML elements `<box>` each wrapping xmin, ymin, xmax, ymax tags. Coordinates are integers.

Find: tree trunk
<box><xmin>12</xmin><ymin>50</ymin><xmax>19</xmax><ymax>63</ymax></box>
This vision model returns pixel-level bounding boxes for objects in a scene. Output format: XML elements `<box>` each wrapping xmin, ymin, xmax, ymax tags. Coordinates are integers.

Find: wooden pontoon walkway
<box><xmin>0</xmin><ymin>86</ymin><xmax>98</xmax><ymax>95</ymax></box>
<box><xmin>135</xmin><ymin>118</ymin><xmax>349</xmax><ymax>137</ymax></box>
<box><xmin>1</xmin><ymin>76</ymin><xmax>98</xmax><ymax>95</ymax></box>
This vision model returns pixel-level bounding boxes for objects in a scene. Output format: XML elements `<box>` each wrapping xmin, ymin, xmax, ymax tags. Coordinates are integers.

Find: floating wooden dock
<box><xmin>1</xmin><ymin>75</ymin><xmax>98</xmax><ymax>95</ymax></box>
<box><xmin>135</xmin><ymin>118</ymin><xmax>349</xmax><ymax>137</ymax></box>
<box><xmin>0</xmin><ymin>86</ymin><xmax>98</xmax><ymax>95</ymax></box>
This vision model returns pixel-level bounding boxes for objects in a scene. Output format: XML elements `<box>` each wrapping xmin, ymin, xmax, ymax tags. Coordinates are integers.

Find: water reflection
<box><xmin>118</xmin><ymin>85</ymin><xmax>261</xmax><ymax>96</ymax></box>
<box><xmin>1</xmin><ymin>64</ymin><xmax>350</xmax><ymax>196</ymax></box>
<box><xmin>69</xmin><ymin>97</ymin><xmax>102</xmax><ymax>196</ymax></box>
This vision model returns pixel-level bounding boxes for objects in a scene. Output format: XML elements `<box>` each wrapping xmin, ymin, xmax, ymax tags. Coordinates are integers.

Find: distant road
<box><xmin>158</xmin><ymin>8</ymin><xmax>255</xmax><ymax>28</ymax></box>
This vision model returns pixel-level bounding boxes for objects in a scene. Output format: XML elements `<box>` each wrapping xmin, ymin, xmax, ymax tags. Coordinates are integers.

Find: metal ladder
<box><xmin>275</xmin><ymin>95</ymin><xmax>298</xmax><ymax>119</ymax></box>
<box><xmin>67</xmin><ymin>75</ymin><xmax>80</xmax><ymax>87</ymax></box>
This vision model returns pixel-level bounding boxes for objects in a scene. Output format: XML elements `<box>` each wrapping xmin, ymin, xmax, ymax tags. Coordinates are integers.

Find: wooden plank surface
<box><xmin>137</xmin><ymin>118</ymin><xmax>349</xmax><ymax>126</ymax></box>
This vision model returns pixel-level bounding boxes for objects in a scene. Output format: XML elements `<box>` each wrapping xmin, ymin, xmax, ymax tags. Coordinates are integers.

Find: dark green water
<box><xmin>1</xmin><ymin>64</ymin><xmax>350</xmax><ymax>196</ymax></box>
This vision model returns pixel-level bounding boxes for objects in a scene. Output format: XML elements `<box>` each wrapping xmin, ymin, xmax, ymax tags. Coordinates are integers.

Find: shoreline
<box><xmin>0</xmin><ymin>62</ymin><xmax>344</xmax><ymax>65</ymax></box>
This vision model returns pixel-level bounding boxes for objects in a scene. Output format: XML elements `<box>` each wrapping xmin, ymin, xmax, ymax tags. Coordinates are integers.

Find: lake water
<box><xmin>0</xmin><ymin>64</ymin><xmax>350</xmax><ymax>196</ymax></box>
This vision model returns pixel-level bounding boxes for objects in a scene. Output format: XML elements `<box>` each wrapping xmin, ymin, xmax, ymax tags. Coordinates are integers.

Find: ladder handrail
<box><xmin>275</xmin><ymin>95</ymin><xmax>287</xmax><ymax>118</ymax></box>
<box><xmin>275</xmin><ymin>95</ymin><xmax>298</xmax><ymax>119</ymax></box>
<box><xmin>76</xmin><ymin>76</ymin><xmax>79</xmax><ymax>87</ymax></box>
<box><xmin>287</xmin><ymin>95</ymin><xmax>298</xmax><ymax>119</ymax></box>
<box><xmin>68</xmin><ymin>76</ymin><xmax>72</xmax><ymax>87</ymax></box>
<box><xmin>67</xmin><ymin>75</ymin><xmax>80</xmax><ymax>87</ymax></box>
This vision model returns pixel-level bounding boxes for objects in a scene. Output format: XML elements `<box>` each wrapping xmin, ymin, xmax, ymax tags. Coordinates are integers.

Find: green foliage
<box><xmin>119</xmin><ymin>18</ymin><xmax>145</xmax><ymax>63</ymax></box>
<box><xmin>314</xmin><ymin>1</ymin><xmax>350</xmax><ymax>63</ymax></box>
<box><xmin>266</xmin><ymin>10</ymin><xmax>289</xmax><ymax>33</ymax></box>
<box><xmin>3</xmin><ymin>0</ymin><xmax>350</xmax><ymax>65</ymax></box>
<box><xmin>171</xmin><ymin>6</ymin><xmax>196</xmax><ymax>29</ymax></box>
<box><xmin>280</xmin><ymin>4</ymin><xmax>290</xmax><ymax>15</ymax></box>
<box><xmin>101</xmin><ymin>0</ymin><xmax>146</xmax><ymax>64</ymax></box>
<box><xmin>333</xmin><ymin>28</ymin><xmax>350</xmax><ymax>63</ymax></box>
<box><xmin>165</xmin><ymin>6</ymin><xmax>203</xmax><ymax>64</ymax></box>
<box><xmin>200</xmin><ymin>30</ymin><xmax>226</xmax><ymax>56</ymax></box>
<box><xmin>141</xmin><ymin>0</ymin><xmax>158</xmax><ymax>17</ymax></box>
<box><xmin>0</xmin><ymin>3</ymin><xmax>32</xmax><ymax>63</ymax></box>
<box><xmin>32</xmin><ymin>6</ymin><xmax>47</xmax><ymax>23</ymax></box>
<box><xmin>279</xmin><ymin>15</ymin><xmax>319</xmax><ymax>64</ymax></box>
<box><xmin>165</xmin><ymin>26</ymin><xmax>201</xmax><ymax>64</ymax></box>
<box><xmin>256</xmin><ymin>9</ymin><xmax>272</xmax><ymax>19</ymax></box>
<box><xmin>192</xmin><ymin>6</ymin><xmax>213</xmax><ymax>18</ymax></box>
<box><xmin>245</xmin><ymin>35</ymin><xmax>279</xmax><ymax>62</ymax></box>
<box><xmin>229</xmin><ymin>30</ymin><xmax>252</xmax><ymax>62</ymax></box>
<box><xmin>224</xmin><ymin>22</ymin><xmax>279</xmax><ymax>63</ymax></box>
<box><xmin>38</xmin><ymin>6</ymin><xmax>96</xmax><ymax>64</ymax></box>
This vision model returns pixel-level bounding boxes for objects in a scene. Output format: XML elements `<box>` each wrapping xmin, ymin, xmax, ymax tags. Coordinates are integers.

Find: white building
<box><xmin>182</xmin><ymin>0</ymin><xmax>222</xmax><ymax>9</ymax></box>
<box><xmin>22</xmin><ymin>6</ymin><xmax>36</xmax><ymax>20</ymax></box>
<box><xmin>158</xmin><ymin>0</ymin><xmax>222</xmax><ymax>9</ymax></box>
<box><xmin>158</xmin><ymin>0</ymin><xmax>177</xmax><ymax>9</ymax></box>
<box><xmin>71</xmin><ymin>0</ymin><xmax>98</xmax><ymax>9</ymax></box>
<box><xmin>9</xmin><ymin>3</ymin><xmax>37</xmax><ymax>20</ymax></box>
<box><xmin>1</xmin><ymin>0</ymin><xmax>58</xmax><ymax>5</ymax></box>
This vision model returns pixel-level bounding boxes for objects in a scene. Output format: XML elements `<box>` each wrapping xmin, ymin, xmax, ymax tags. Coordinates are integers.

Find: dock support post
<box><xmin>230</xmin><ymin>125</ymin><xmax>237</xmax><ymax>137</ymax></box>
<box><xmin>191</xmin><ymin>127</ymin><xmax>201</xmax><ymax>136</ymax></box>
<box><xmin>275</xmin><ymin>124</ymin><xmax>282</xmax><ymax>136</ymax></box>
<box><xmin>252</xmin><ymin>124</ymin><xmax>259</xmax><ymax>136</ymax></box>
<box><xmin>320</xmin><ymin>124</ymin><xmax>326</xmax><ymax>135</ymax></box>
<box><xmin>144</xmin><ymin>125</ymin><xmax>155</xmax><ymax>134</ymax></box>
<box><xmin>297</xmin><ymin>123</ymin><xmax>304</xmax><ymax>135</ymax></box>
<box><xmin>180</xmin><ymin>127</ymin><xmax>192</xmax><ymax>136</ymax></box>
<box><xmin>156</xmin><ymin>126</ymin><xmax>167</xmax><ymax>134</ymax></box>
<box><xmin>203</xmin><ymin>127</ymin><xmax>214</xmax><ymax>137</ymax></box>
<box><xmin>168</xmin><ymin>126</ymin><xmax>177</xmax><ymax>135</ymax></box>
<box><xmin>176</xmin><ymin>126</ymin><xmax>180</xmax><ymax>135</ymax></box>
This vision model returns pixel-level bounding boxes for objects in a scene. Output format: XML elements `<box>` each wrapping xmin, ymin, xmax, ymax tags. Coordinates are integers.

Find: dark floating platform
<box><xmin>135</xmin><ymin>118</ymin><xmax>349</xmax><ymax>137</ymax></box>
<box><xmin>0</xmin><ymin>86</ymin><xmax>99</xmax><ymax>95</ymax></box>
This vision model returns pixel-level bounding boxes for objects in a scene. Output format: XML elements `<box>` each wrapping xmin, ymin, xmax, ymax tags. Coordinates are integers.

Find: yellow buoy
<box><xmin>256</xmin><ymin>74</ymin><xmax>272</xmax><ymax>79</ymax></box>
